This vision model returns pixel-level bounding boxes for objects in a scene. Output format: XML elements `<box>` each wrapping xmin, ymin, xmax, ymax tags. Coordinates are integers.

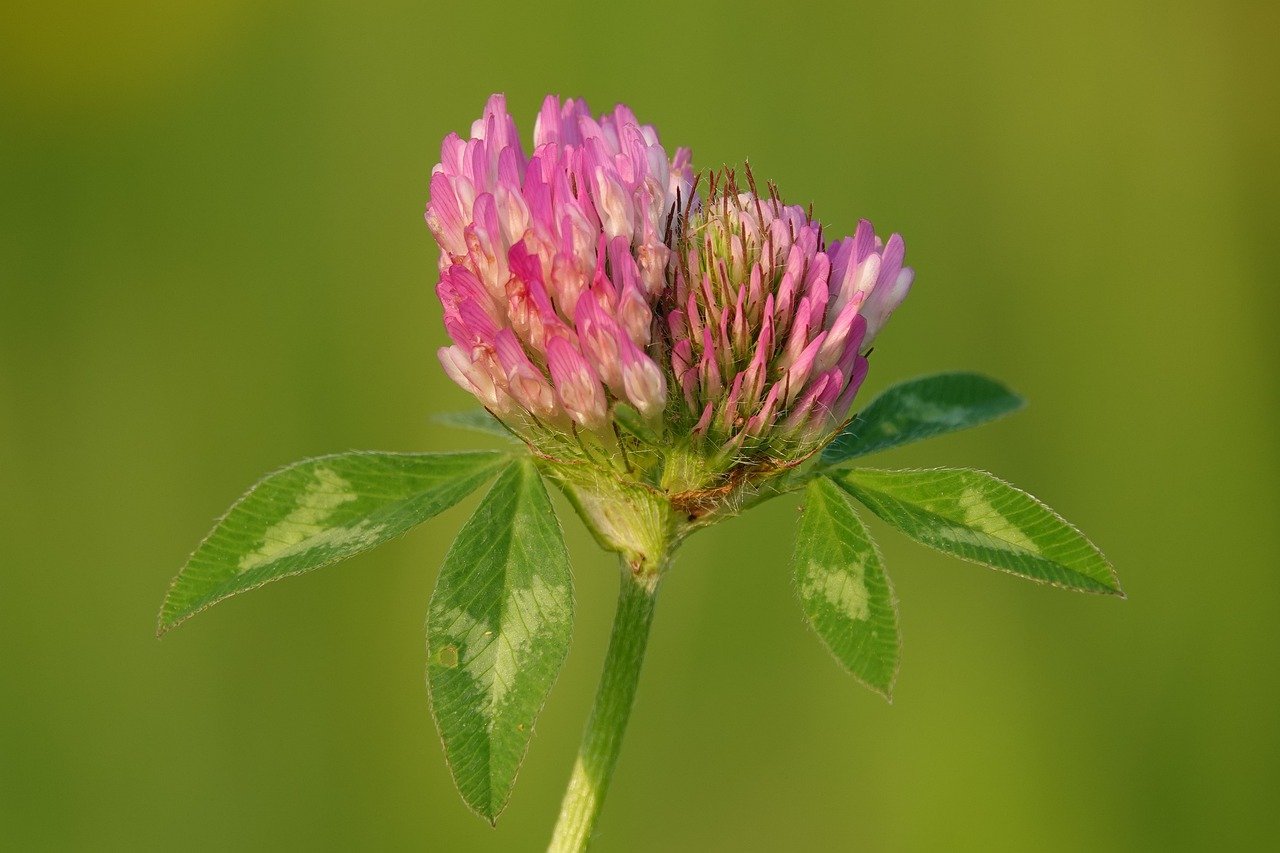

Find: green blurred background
<box><xmin>2</xmin><ymin>1</ymin><xmax>1277</xmax><ymax>849</ymax></box>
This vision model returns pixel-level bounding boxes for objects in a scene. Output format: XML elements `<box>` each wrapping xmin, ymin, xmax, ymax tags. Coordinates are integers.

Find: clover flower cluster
<box><xmin>425</xmin><ymin>94</ymin><xmax>912</xmax><ymax>459</ymax></box>
<box><xmin>667</xmin><ymin>172</ymin><xmax>912</xmax><ymax>451</ymax></box>
<box><xmin>427</xmin><ymin>94</ymin><xmax>690</xmax><ymax>432</ymax></box>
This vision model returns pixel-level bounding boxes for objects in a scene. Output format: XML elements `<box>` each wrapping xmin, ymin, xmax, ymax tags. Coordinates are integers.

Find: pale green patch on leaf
<box><xmin>836</xmin><ymin>468</ymin><xmax>1122</xmax><ymax>595</ymax></box>
<box><xmin>433</xmin><ymin>409</ymin><xmax>519</xmax><ymax>441</ymax></box>
<box><xmin>823</xmin><ymin>372</ymin><xmax>1024</xmax><ymax>464</ymax></box>
<box><xmin>794</xmin><ymin>477</ymin><xmax>900</xmax><ymax>699</ymax></box>
<box><xmin>157</xmin><ymin>451</ymin><xmax>508</xmax><ymax>634</ymax></box>
<box><xmin>426</xmin><ymin>459</ymin><xmax>574</xmax><ymax>824</ymax></box>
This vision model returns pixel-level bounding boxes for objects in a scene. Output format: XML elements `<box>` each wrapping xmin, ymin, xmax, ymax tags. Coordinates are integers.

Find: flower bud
<box><xmin>664</xmin><ymin>170</ymin><xmax>910</xmax><ymax>456</ymax></box>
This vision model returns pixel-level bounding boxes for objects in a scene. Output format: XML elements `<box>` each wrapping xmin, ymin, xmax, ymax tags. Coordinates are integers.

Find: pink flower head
<box><xmin>427</xmin><ymin>93</ymin><xmax>693</xmax><ymax>432</ymax></box>
<box><xmin>427</xmin><ymin>97</ymin><xmax>911</xmax><ymax>469</ymax></box>
<box><xmin>665</xmin><ymin>168</ymin><xmax>912</xmax><ymax>450</ymax></box>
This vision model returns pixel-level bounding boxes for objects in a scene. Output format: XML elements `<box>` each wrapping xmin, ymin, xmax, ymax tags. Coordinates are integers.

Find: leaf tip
<box><xmin>154</xmin><ymin>600</ymin><xmax>179</xmax><ymax>638</ymax></box>
<box><xmin>1090</xmin><ymin>555</ymin><xmax>1125</xmax><ymax>598</ymax></box>
<box><xmin>1105</xmin><ymin>562</ymin><xmax>1126</xmax><ymax>599</ymax></box>
<box><xmin>155</xmin><ymin>611</ymin><xmax>190</xmax><ymax>638</ymax></box>
<box><xmin>866</xmin><ymin>660</ymin><xmax>899</xmax><ymax>703</ymax></box>
<box><xmin>468</xmin><ymin>792</ymin><xmax>505</xmax><ymax>827</ymax></box>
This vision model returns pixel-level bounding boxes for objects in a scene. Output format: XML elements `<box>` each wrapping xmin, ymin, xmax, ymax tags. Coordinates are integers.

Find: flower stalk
<box><xmin>548</xmin><ymin>554</ymin><xmax>666</xmax><ymax>853</ymax></box>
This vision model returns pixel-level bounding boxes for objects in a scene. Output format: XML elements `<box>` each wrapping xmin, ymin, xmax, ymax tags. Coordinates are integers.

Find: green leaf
<box><xmin>158</xmin><ymin>451</ymin><xmax>508</xmax><ymax>634</ymax></box>
<box><xmin>794</xmin><ymin>477</ymin><xmax>900</xmax><ymax>699</ymax></box>
<box><xmin>426</xmin><ymin>458</ymin><xmax>573</xmax><ymax>823</ymax></box>
<box><xmin>822</xmin><ymin>372</ymin><xmax>1024</xmax><ymax>464</ymax></box>
<box><xmin>611</xmin><ymin>403</ymin><xmax>660</xmax><ymax>443</ymax></box>
<box><xmin>836</xmin><ymin>468</ymin><xmax>1122</xmax><ymax>595</ymax></box>
<box><xmin>432</xmin><ymin>409</ymin><xmax>518</xmax><ymax>441</ymax></box>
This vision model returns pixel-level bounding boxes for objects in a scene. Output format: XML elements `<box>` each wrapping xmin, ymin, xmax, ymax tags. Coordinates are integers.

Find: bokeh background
<box><xmin>3</xmin><ymin>1</ymin><xmax>1278</xmax><ymax>850</ymax></box>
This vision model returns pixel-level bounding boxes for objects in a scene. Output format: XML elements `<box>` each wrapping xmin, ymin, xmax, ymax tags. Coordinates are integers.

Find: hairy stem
<box><xmin>547</xmin><ymin>558</ymin><xmax>665</xmax><ymax>852</ymax></box>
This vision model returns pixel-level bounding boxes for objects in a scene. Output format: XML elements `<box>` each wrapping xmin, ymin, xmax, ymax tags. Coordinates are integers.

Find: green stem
<box><xmin>548</xmin><ymin>559</ymin><xmax>664</xmax><ymax>852</ymax></box>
